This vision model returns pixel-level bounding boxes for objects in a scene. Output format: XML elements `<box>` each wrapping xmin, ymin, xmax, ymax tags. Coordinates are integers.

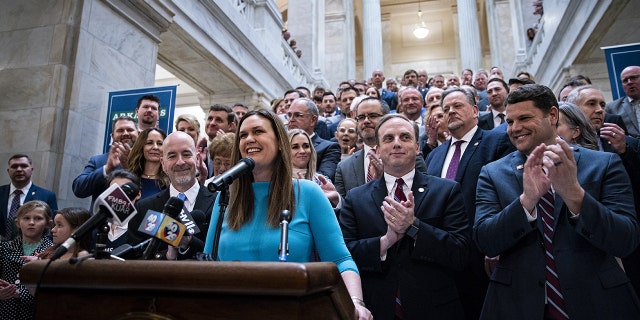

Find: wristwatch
<box><xmin>406</xmin><ymin>217</ymin><xmax>420</xmax><ymax>239</ymax></box>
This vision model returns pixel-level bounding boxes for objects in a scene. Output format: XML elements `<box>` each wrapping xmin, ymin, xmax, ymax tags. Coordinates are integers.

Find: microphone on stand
<box><xmin>278</xmin><ymin>210</ymin><xmax>292</xmax><ymax>262</ymax></box>
<box><xmin>141</xmin><ymin>197</ymin><xmax>185</xmax><ymax>260</ymax></box>
<box><xmin>50</xmin><ymin>182</ymin><xmax>139</xmax><ymax>260</ymax></box>
<box><xmin>207</xmin><ymin>158</ymin><xmax>255</xmax><ymax>192</ymax></box>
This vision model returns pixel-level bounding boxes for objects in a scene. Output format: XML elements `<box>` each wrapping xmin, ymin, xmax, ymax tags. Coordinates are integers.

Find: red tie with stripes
<box><xmin>539</xmin><ymin>189</ymin><xmax>569</xmax><ymax>319</ymax></box>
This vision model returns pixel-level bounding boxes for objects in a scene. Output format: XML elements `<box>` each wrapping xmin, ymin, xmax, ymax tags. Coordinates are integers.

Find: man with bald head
<box><xmin>127</xmin><ymin>131</ymin><xmax>215</xmax><ymax>260</ymax></box>
<box><xmin>371</xmin><ymin>69</ymin><xmax>398</xmax><ymax>111</ymax></box>
<box><xmin>607</xmin><ymin>65</ymin><xmax>640</xmax><ymax>138</ymax></box>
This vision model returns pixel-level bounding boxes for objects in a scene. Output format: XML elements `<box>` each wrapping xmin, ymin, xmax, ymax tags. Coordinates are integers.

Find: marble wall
<box><xmin>0</xmin><ymin>0</ymin><xmax>161</xmax><ymax>208</ymax></box>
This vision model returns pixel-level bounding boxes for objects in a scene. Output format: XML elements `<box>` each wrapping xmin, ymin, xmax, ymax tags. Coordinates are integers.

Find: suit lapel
<box><xmin>623</xmin><ymin>100</ymin><xmax>639</xmax><ymax>130</ymax></box>
<box><xmin>428</xmin><ymin>140</ymin><xmax>450</xmax><ymax>176</ymax></box>
<box><xmin>371</xmin><ymin>178</ymin><xmax>388</xmax><ymax>222</ymax></box>
<box><xmin>352</xmin><ymin>150</ymin><xmax>366</xmax><ymax>185</ymax></box>
<box><xmin>194</xmin><ymin>187</ymin><xmax>215</xmax><ymax>213</ymax></box>
<box><xmin>24</xmin><ymin>185</ymin><xmax>37</xmax><ymax>202</ymax></box>
<box><xmin>456</xmin><ymin>129</ymin><xmax>483</xmax><ymax>180</ymax></box>
<box><xmin>411</xmin><ymin>172</ymin><xmax>429</xmax><ymax>212</ymax></box>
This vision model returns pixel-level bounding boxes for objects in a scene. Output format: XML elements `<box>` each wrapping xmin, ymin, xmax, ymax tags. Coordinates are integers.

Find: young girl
<box><xmin>0</xmin><ymin>200</ymin><xmax>54</xmax><ymax>320</ymax></box>
<box><xmin>40</xmin><ymin>207</ymin><xmax>91</xmax><ymax>260</ymax></box>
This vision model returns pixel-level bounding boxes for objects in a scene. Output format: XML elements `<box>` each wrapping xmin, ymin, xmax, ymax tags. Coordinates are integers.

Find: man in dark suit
<box><xmin>606</xmin><ymin>65</ymin><xmax>640</xmax><ymax>138</ymax></box>
<box><xmin>474</xmin><ymin>84</ymin><xmax>640</xmax><ymax>319</ymax></box>
<box><xmin>1</xmin><ymin>154</ymin><xmax>58</xmax><ymax>241</ymax></box>
<box><xmin>127</xmin><ymin>131</ymin><xmax>215</xmax><ymax>260</ymax></box>
<box><xmin>340</xmin><ymin>114</ymin><xmax>470</xmax><ymax>320</ymax></box>
<box><xmin>425</xmin><ymin>87</ymin><xmax>514</xmax><ymax>320</ymax></box>
<box><xmin>287</xmin><ymin>98</ymin><xmax>341</xmax><ymax>181</ymax></box>
<box><xmin>335</xmin><ymin>97</ymin><xmax>426</xmax><ymax>198</ymax></box>
<box><xmin>478</xmin><ymin>78</ymin><xmax>509</xmax><ymax>130</ymax></box>
<box><xmin>72</xmin><ymin>116</ymin><xmax>138</xmax><ymax>208</ymax></box>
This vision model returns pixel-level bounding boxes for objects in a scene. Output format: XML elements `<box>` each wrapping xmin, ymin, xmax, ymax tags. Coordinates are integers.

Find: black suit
<box><xmin>127</xmin><ymin>186</ymin><xmax>215</xmax><ymax>259</ymax></box>
<box><xmin>477</xmin><ymin>112</ymin><xmax>505</xmax><ymax>131</ymax></box>
<box><xmin>425</xmin><ymin>128</ymin><xmax>514</xmax><ymax>320</ymax></box>
<box><xmin>311</xmin><ymin>134</ymin><xmax>341</xmax><ymax>181</ymax></box>
<box><xmin>340</xmin><ymin>172</ymin><xmax>470</xmax><ymax>319</ymax></box>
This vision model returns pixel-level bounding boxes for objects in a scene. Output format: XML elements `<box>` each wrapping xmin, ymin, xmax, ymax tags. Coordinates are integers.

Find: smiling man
<box><xmin>127</xmin><ymin>131</ymin><xmax>215</xmax><ymax>260</ymax></box>
<box><xmin>340</xmin><ymin>113</ymin><xmax>469</xmax><ymax>319</ymax></box>
<box><xmin>474</xmin><ymin>84</ymin><xmax>640</xmax><ymax>319</ymax></box>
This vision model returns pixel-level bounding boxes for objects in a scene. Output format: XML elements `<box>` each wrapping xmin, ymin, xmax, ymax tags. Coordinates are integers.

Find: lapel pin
<box><xmin>474</xmin><ymin>142</ymin><xmax>479</xmax><ymax>146</ymax></box>
<box><xmin>516</xmin><ymin>165</ymin><xmax>524</xmax><ymax>170</ymax></box>
<box><xmin>31</xmin><ymin>192</ymin><xmax>35</xmax><ymax>196</ymax></box>
<box><xmin>418</xmin><ymin>188</ymin><xmax>424</xmax><ymax>193</ymax></box>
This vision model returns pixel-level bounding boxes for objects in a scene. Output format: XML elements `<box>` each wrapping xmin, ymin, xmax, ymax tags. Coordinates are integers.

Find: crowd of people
<box><xmin>2</xmin><ymin>65</ymin><xmax>640</xmax><ymax>319</ymax></box>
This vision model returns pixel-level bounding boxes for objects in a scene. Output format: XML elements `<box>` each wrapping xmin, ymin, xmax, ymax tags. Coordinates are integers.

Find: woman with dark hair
<box><xmin>557</xmin><ymin>102</ymin><xmax>599</xmax><ymax>150</ymax></box>
<box><xmin>41</xmin><ymin>207</ymin><xmax>91</xmax><ymax>260</ymax></box>
<box><xmin>0</xmin><ymin>200</ymin><xmax>54</xmax><ymax>319</ymax></box>
<box><xmin>127</xmin><ymin>127</ymin><xmax>169</xmax><ymax>199</ymax></box>
<box><xmin>203</xmin><ymin>109</ymin><xmax>371</xmax><ymax>319</ymax></box>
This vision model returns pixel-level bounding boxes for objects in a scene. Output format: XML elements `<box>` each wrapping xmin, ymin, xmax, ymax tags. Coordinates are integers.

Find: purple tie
<box><xmin>445</xmin><ymin>140</ymin><xmax>465</xmax><ymax>180</ymax></box>
<box><xmin>539</xmin><ymin>190</ymin><xmax>569</xmax><ymax>319</ymax></box>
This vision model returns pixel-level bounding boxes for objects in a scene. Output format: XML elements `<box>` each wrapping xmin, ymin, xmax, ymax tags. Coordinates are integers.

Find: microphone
<box><xmin>207</xmin><ymin>158</ymin><xmax>255</xmax><ymax>192</ymax></box>
<box><xmin>140</xmin><ymin>197</ymin><xmax>185</xmax><ymax>260</ymax></box>
<box><xmin>51</xmin><ymin>182</ymin><xmax>139</xmax><ymax>260</ymax></box>
<box><xmin>111</xmin><ymin>238</ymin><xmax>152</xmax><ymax>259</ymax></box>
<box><xmin>278</xmin><ymin>210</ymin><xmax>292</xmax><ymax>262</ymax></box>
<box><xmin>177</xmin><ymin>209</ymin><xmax>203</xmax><ymax>236</ymax></box>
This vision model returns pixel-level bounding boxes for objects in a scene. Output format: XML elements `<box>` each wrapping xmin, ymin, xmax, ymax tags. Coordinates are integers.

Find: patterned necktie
<box><xmin>539</xmin><ymin>190</ymin><xmax>569</xmax><ymax>320</ymax></box>
<box><xmin>498</xmin><ymin>113</ymin><xmax>506</xmax><ymax>124</ymax></box>
<box><xmin>366</xmin><ymin>148</ymin><xmax>378</xmax><ymax>182</ymax></box>
<box><xmin>5</xmin><ymin>190</ymin><xmax>22</xmax><ymax>239</ymax></box>
<box><xmin>445</xmin><ymin>140</ymin><xmax>465</xmax><ymax>180</ymax></box>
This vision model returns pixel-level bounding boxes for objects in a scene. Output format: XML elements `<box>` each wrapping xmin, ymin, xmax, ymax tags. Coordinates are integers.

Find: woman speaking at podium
<box><xmin>203</xmin><ymin>109</ymin><xmax>371</xmax><ymax>319</ymax></box>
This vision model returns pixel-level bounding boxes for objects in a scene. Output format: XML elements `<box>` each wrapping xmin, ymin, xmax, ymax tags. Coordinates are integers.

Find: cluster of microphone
<box><xmin>51</xmin><ymin>157</ymin><xmax>294</xmax><ymax>262</ymax></box>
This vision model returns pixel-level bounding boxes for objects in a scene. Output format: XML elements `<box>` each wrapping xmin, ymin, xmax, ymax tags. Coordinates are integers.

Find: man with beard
<box><xmin>73</xmin><ymin>116</ymin><xmax>138</xmax><ymax>208</ymax></box>
<box><xmin>135</xmin><ymin>95</ymin><xmax>161</xmax><ymax>131</ymax></box>
<box><xmin>478</xmin><ymin>78</ymin><xmax>509</xmax><ymax>130</ymax></box>
<box><xmin>127</xmin><ymin>131</ymin><xmax>215</xmax><ymax>260</ymax></box>
<box><xmin>425</xmin><ymin>87</ymin><xmax>514</xmax><ymax>319</ymax></box>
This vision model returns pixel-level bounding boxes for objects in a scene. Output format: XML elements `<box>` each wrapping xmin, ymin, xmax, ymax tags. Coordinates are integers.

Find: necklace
<box><xmin>143</xmin><ymin>174</ymin><xmax>156</xmax><ymax>179</ymax></box>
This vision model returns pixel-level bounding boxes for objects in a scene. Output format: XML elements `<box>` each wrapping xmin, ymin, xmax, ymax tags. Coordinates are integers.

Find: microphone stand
<box><xmin>94</xmin><ymin>221</ymin><xmax>111</xmax><ymax>260</ymax></box>
<box><xmin>211</xmin><ymin>184</ymin><xmax>230</xmax><ymax>261</ymax></box>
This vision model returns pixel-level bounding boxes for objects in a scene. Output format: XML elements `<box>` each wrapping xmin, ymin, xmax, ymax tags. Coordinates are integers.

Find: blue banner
<box><xmin>104</xmin><ymin>85</ymin><xmax>177</xmax><ymax>153</ymax></box>
<box><xmin>602</xmin><ymin>43</ymin><xmax>640</xmax><ymax>100</ymax></box>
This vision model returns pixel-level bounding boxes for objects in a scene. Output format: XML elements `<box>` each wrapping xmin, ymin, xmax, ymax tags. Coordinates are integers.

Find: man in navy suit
<box><xmin>1</xmin><ymin>154</ymin><xmax>58</xmax><ymax>240</ymax></box>
<box><xmin>127</xmin><ymin>132</ymin><xmax>215</xmax><ymax>260</ymax></box>
<box><xmin>72</xmin><ymin>116</ymin><xmax>138</xmax><ymax>209</ymax></box>
<box><xmin>287</xmin><ymin>98</ymin><xmax>341</xmax><ymax>181</ymax></box>
<box><xmin>606</xmin><ymin>65</ymin><xmax>640</xmax><ymax>138</ymax></box>
<box><xmin>474</xmin><ymin>84</ymin><xmax>640</xmax><ymax>319</ymax></box>
<box><xmin>340</xmin><ymin>114</ymin><xmax>469</xmax><ymax>319</ymax></box>
<box><xmin>478</xmin><ymin>78</ymin><xmax>509</xmax><ymax>130</ymax></box>
<box><xmin>425</xmin><ymin>87</ymin><xmax>514</xmax><ymax>320</ymax></box>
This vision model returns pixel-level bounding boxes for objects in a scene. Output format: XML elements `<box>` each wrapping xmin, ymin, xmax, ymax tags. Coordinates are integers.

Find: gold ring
<box><xmin>391</xmin><ymin>216</ymin><xmax>396</xmax><ymax>223</ymax></box>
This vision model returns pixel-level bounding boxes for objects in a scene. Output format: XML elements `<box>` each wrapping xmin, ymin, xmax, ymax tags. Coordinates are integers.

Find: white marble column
<box><xmin>362</xmin><ymin>0</ymin><xmax>383</xmax><ymax>80</ymax></box>
<box><xmin>456</xmin><ymin>0</ymin><xmax>483</xmax><ymax>71</ymax></box>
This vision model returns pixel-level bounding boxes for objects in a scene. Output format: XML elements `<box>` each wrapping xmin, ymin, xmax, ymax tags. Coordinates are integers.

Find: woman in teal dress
<box><xmin>204</xmin><ymin>108</ymin><xmax>371</xmax><ymax>319</ymax></box>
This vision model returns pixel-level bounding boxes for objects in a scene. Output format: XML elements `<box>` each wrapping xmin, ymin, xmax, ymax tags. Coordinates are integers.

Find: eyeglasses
<box><xmin>355</xmin><ymin>113</ymin><xmax>383</xmax><ymax>122</ymax></box>
<box><xmin>622</xmin><ymin>75</ymin><xmax>640</xmax><ymax>84</ymax></box>
<box><xmin>287</xmin><ymin>112</ymin><xmax>311</xmax><ymax>119</ymax></box>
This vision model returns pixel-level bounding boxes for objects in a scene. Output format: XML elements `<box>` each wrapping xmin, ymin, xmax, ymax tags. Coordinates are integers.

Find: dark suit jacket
<box><xmin>605</xmin><ymin>113</ymin><xmax>628</xmax><ymax>134</ymax></box>
<box><xmin>72</xmin><ymin>153</ymin><xmax>111</xmax><ymax>208</ymax></box>
<box><xmin>335</xmin><ymin>149</ymin><xmax>428</xmax><ymax>198</ymax></box>
<box><xmin>607</xmin><ymin>97</ymin><xmax>640</xmax><ymax>138</ymax></box>
<box><xmin>0</xmin><ymin>184</ymin><xmax>58</xmax><ymax>240</ymax></box>
<box><xmin>477</xmin><ymin>112</ymin><xmax>499</xmax><ymax>130</ymax></box>
<box><xmin>311</xmin><ymin>134</ymin><xmax>341</xmax><ymax>181</ymax></box>
<box><xmin>474</xmin><ymin>148</ymin><xmax>640</xmax><ymax>319</ymax></box>
<box><xmin>127</xmin><ymin>186</ymin><xmax>215</xmax><ymax>259</ymax></box>
<box><xmin>380</xmin><ymin>89</ymin><xmax>398</xmax><ymax>111</ymax></box>
<box><xmin>339</xmin><ymin>172</ymin><xmax>470</xmax><ymax>320</ymax></box>
<box><xmin>425</xmin><ymin>128</ymin><xmax>514</xmax><ymax>319</ymax></box>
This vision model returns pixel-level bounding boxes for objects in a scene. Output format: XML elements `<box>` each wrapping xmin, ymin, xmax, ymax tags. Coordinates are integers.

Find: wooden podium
<box><xmin>20</xmin><ymin>260</ymin><xmax>355</xmax><ymax>320</ymax></box>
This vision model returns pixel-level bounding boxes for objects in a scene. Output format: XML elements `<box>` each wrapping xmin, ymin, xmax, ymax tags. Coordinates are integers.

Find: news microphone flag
<box><xmin>137</xmin><ymin>210</ymin><xmax>187</xmax><ymax>247</ymax></box>
<box><xmin>93</xmin><ymin>183</ymin><xmax>137</xmax><ymax>226</ymax></box>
